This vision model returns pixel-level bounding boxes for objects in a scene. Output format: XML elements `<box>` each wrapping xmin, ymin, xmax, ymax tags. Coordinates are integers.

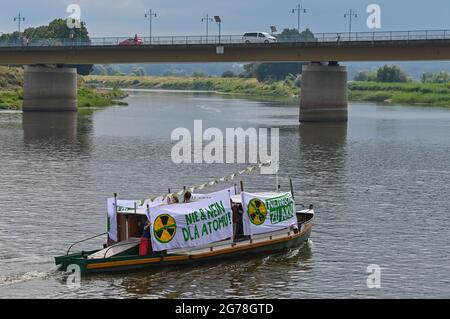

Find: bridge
<box><xmin>1</xmin><ymin>30</ymin><xmax>449</xmax><ymax>64</ymax></box>
<box><xmin>2</xmin><ymin>29</ymin><xmax>450</xmax><ymax>121</ymax></box>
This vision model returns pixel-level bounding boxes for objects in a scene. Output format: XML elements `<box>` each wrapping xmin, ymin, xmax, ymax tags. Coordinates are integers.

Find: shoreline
<box><xmin>98</xmin><ymin>86</ymin><xmax>300</xmax><ymax>104</ymax></box>
<box><xmin>0</xmin><ymin>67</ymin><xmax>128</xmax><ymax>110</ymax></box>
<box><xmin>86</xmin><ymin>75</ymin><xmax>450</xmax><ymax>108</ymax></box>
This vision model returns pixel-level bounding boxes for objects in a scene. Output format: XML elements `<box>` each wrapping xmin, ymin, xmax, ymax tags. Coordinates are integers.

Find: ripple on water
<box><xmin>1</xmin><ymin>95</ymin><xmax>450</xmax><ymax>298</ymax></box>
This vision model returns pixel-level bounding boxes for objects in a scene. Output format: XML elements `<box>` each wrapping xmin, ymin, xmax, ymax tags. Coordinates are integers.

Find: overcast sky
<box><xmin>1</xmin><ymin>0</ymin><xmax>449</xmax><ymax>37</ymax></box>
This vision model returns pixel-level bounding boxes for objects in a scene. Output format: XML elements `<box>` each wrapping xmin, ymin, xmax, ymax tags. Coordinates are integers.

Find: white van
<box><xmin>242</xmin><ymin>32</ymin><xmax>277</xmax><ymax>44</ymax></box>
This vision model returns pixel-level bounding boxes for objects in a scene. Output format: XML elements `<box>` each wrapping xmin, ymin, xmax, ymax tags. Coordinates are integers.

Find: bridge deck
<box><xmin>1</xmin><ymin>31</ymin><xmax>449</xmax><ymax>64</ymax></box>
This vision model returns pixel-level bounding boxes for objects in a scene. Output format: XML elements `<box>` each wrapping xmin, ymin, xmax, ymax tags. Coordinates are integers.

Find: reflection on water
<box><xmin>107</xmin><ymin>243</ymin><xmax>313</xmax><ymax>298</ymax></box>
<box><xmin>22</xmin><ymin>112</ymin><xmax>92</xmax><ymax>156</ymax></box>
<box><xmin>23</xmin><ymin>112</ymin><xmax>78</xmax><ymax>144</ymax></box>
<box><xmin>299</xmin><ymin>122</ymin><xmax>347</xmax><ymax>147</ymax></box>
<box><xmin>298</xmin><ymin>122</ymin><xmax>348</xmax><ymax>184</ymax></box>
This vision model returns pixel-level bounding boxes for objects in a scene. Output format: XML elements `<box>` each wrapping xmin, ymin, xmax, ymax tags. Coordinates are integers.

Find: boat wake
<box><xmin>0</xmin><ymin>268</ymin><xmax>58</xmax><ymax>287</ymax></box>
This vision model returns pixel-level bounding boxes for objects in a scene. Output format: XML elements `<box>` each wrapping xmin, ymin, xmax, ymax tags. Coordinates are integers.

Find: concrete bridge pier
<box><xmin>23</xmin><ymin>66</ymin><xmax>77</xmax><ymax>112</ymax></box>
<box><xmin>299</xmin><ymin>62</ymin><xmax>348</xmax><ymax>122</ymax></box>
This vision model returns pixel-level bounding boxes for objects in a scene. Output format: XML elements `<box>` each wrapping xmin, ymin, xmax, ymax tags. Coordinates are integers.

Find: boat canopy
<box><xmin>106</xmin><ymin>187</ymin><xmax>297</xmax><ymax>250</ymax></box>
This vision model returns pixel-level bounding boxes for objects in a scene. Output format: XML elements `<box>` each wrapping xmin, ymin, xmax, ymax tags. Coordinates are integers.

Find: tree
<box><xmin>192</xmin><ymin>72</ymin><xmax>205</xmax><ymax>78</ymax></box>
<box><xmin>421</xmin><ymin>71</ymin><xmax>449</xmax><ymax>84</ymax></box>
<box><xmin>239</xmin><ymin>63</ymin><xmax>260</xmax><ymax>78</ymax></box>
<box><xmin>68</xmin><ymin>64</ymin><xmax>93</xmax><ymax>76</ymax></box>
<box><xmin>433</xmin><ymin>71</ymin><xmax>450</xmax><ymax>83</ymax></box>
<box><xmin>132</xmin><ymin>66</ymin><xmax>146</xmax><ymax>76</ymax></box>
<box><xmin>276</xmin><ymin>28</ymin><xmax>317</xmax><ymax>42</ymax></box>
<box><xmin>92</xmin><ymin>64</ymin><xmax>122</xmax><ymax>76</ymax></box>
<box><xmin>23</xmin><ymin>19</ymin><xmax>89</xmax><ymax>40</ymax></box>
<box><xmin>354</xmin><ymin>70</ymin><xmax>377</xmax><ymax>82</ymax></box>
<box><xmin>421</xmin><ymin>72</ymin><xmax>434</xmax><ymax>83</ymax></box>
<box><xmin>254</xmin><ymin>63</ymin><xmax>303</xmax><ymax>82</ymax></box>
<box><xmin>222</xmin><ymin>70</ymin><xmax>236</xmax><ymax>78</ymax></box>
<box><xmin>241</xmin><ymin>28</ymin><xmax>314</xmax><ymax>82</ymax></box>
<box><xmin>376</xmin><ymin>65</ymin><xmax>410</xmax><ymax>83</ymax></box>
<box><xmin>1</xmin><ymin>18</ymin><xmax>92</xmax><ymax>75</ymax></box>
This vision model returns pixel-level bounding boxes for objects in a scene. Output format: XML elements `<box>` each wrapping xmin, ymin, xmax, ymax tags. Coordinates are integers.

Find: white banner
<box><xmin>148</xmin><ymin>191</ymin><xmax>233</xmax><ymax>251</ymax></box>
<box><xmin>241</xmin><ymin>192</ymin><xmax>297</xmax><ymax>236</ymax></box>
<box><xmin>107</xmin><ymin>198</ymin><xmax>118</xmax><ymax>241</ymax></box>
<box><xmin>191</xmin><ymin>186</ymin><xmax>236</xmax><ymax>201</ymax></box>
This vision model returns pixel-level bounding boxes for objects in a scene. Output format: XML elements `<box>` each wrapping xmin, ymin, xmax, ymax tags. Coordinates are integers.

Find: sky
<box><xmin>0</xmin><ymin>0</ymin><xmax>449</xmax><ymax>38</ymax></box>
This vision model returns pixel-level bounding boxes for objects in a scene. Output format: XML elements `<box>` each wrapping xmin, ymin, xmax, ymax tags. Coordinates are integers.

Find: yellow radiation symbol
<box><xmin>153</xmin><ymin>214</ymin><xmax>177</xmax><ymax>243</ymax></box>
<box><xmin>247</xmin><ymin>198</ymin><xmax>267</xmax><ymax>226</ymax></box>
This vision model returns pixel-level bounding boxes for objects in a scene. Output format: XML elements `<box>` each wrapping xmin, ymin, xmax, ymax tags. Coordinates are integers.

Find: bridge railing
<box><xmin>0</xmin><ymin>29</ymin><xmax>449</xmax><ymax>48</ymax></box>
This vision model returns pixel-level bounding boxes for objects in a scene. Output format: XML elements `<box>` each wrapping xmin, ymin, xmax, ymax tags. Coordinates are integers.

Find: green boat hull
<box><xmin>55</xmin><ymin>228</ymin><xmax>312</xmax><ymax>275</ymax></box>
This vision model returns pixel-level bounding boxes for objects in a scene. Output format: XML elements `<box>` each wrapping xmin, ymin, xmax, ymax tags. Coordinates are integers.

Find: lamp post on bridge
<box><xmin>344</xmin><ymin>9</ymin><xmax>358</xmax><ymax>40</ymax></box>
<box><xmin>291</xmin><ymin>4</ymin><xmax>306</xmax><ymax>33</ymax></box>
<box><xmin>144</xmin><ymin>9</ymin><xmax>157</xmax><ymax>44</ymax></box>
<box><xmin>13</xmin><ymin>13</ymin><xmax>25</xmax><ymax>35</ymax></box>
<box><xmin>214</xmin><ymin>16</ymin><xmax>221</xmax><ymax>44</ymax></box>
<box><xmin>270</xmin><ymin>26</ymin><xmax>277</xmax><ymax>35</ymax></box>
<box><xmin>201</xmin><ymin>14</ymin><xmax>214</xmax><ymax>43</ymax></box>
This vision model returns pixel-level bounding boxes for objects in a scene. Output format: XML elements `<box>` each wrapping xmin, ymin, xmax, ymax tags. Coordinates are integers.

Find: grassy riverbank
<box><xmin>348</xmin><ymin>82</ymin><xmax>450</xmax><ymax>107</ymax></box>
<box><xmin>0</xmin><ymin>66</ymin><xmax>127</xmax><ymax>110</ymax></box>
<box><xmin>86</xmin><ymin>75</ymin><xmax>450</xmax><ymax>107</ymax></box>
<box><xmin>86</xmin><ymin>75</ymin><xmax>298</xmax><ymax>98</ymax></box>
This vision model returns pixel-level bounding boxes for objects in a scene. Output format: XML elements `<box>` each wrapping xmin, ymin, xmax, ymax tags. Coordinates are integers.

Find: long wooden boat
<box><xmin>55</xmin><ymin>188</ymin><xmax>314</xmax><ymax>275</ymax></box>
<box><xmin>55</xmin><ymin>210</ymin><xmax>313</xmax><ymax>274</ymax></box>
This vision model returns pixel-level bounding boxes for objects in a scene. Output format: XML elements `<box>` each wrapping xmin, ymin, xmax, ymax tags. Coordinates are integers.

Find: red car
<box><xmin>119</xmin><ymin>37</ymin><xmax>144</xmax><ymax>46</ymax></box>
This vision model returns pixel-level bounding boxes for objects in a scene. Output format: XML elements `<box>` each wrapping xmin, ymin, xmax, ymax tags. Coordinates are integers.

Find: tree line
<box><xmin>0</xmin><ymin>18</ymin><xmax>92</xmax><ymax>75</ymax></box>
<box><xmin>354</xmin><ymin>65</ymin><xmax>449</xmax><ymax>83</ymax></box>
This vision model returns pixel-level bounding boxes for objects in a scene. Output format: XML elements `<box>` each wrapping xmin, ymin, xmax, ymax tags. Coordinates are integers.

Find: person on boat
<box><xmin>143</xmin><ymin>220</ymin><xmax>151</xmax><ymax>238</ymax></box>
<box><xmin>183</xmin><ymin>191</ymin><xmax>192</xmax><ymax>203</ymax></box>
<box><xmin>139</xmin><ymin>220</ymin><xmax>152</xmax><ymax>255</ymax></box>
<box><xmin>168</xmin><ymin>194</ymin><xmax>179</xmax><ymax>204</ymax></box>
<box><xmin>134</xmin><ymin>33</ymin><xmax>139</xmax><ymax>43</ymax></box>
<box><xmin>232</xmin><ymin>203</ymin><xmax>244</xmax><ymax>238</ymax></box>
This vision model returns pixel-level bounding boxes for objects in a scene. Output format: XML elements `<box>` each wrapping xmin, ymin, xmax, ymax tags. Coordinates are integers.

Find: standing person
<box><xmin>232</xmin><ymin>203</ymin><xmax>244</xmax><ymax>239</ymax></box>
<box><xmin>139</xmin><ymin>219</ymin><xmax>152</xmax><ymax>256</ymax></box>
<box><xmin>183</xmin><ymin>191</ymin><xmax>192</xmax><ymax>203</ymax></box>
<box><xmin>143</xmin><ymin>220</ymin><xmax>151</xmax><ymax>238</ymax></box>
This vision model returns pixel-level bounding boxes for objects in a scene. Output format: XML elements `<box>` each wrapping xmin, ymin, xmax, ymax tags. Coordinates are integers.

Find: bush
<box><xmin>222</xmin><ymin>70</ymin><xmax>235</xmax><ymax>78</ymax></box>
<box><xmin>354</xmin><ymin>70</ymin><xmax>377</xmax><ymax>82</ymax></box>
<box><xmin>192</xmin><ymin>72</ymin><xmax>205</xmax><ymax>78</ymax></box>
<box><xmin>376</xmin><ymin>65</ymin><xmax>410</xmax><ymax>83</ymax></box>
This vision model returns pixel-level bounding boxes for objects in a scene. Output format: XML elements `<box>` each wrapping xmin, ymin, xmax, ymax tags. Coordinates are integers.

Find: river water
<box><xmin>0</xmin><ymin>90</ymin><xmax>449</xmax><ymax>298</ymax></box>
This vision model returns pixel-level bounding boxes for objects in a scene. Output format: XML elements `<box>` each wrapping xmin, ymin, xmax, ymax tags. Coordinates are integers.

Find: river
<box><xmin>1</xmin><ymin>90</ymin><xmax>449</xmax><ymax>298</ymax></box>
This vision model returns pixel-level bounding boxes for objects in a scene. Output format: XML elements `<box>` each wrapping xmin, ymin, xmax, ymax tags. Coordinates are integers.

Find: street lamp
<box><xmin>201</xmin><ymin>14</ymin><xmax>214</xmax><ymax>41</ymax></box>
<box><xmin>145</xmin><ymin>9</ymin><xmax>157</xmax><ymax>44</ymax></box>
<box><xmin>270</xmin><ymin>26</ymin><xmax>277</xmax><ymax>35</ymax></box>
<box><xmin>13</xmin><ymin>13</ymin><xmax>25</xmax><ymax>34</ymax></box>
<box><xmin>214</xmin><ymin>16</ymin><xmax>221</xmax><ymax>44</ymax></box>
<box><xmin>291</xmin><ymin>4</ymin><xmax>306</xmax><ymax>32</ymax></box>
<box><xmin>344</xmin><ymin>9</ymin><xmax>358</xmax><ymax>39</ymax></box>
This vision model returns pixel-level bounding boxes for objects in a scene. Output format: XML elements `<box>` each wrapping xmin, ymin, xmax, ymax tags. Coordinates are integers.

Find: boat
<box><xmin>55</xmin><ymin>169</ymin><xmax>314</xmax><ymax>275</ymax></box>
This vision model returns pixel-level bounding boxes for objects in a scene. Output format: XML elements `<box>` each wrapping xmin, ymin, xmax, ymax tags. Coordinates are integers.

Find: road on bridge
<box><xmin>0</xmin><ymin>30</ymin><xmax>449</xmax><ymax>64</ymax></box>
